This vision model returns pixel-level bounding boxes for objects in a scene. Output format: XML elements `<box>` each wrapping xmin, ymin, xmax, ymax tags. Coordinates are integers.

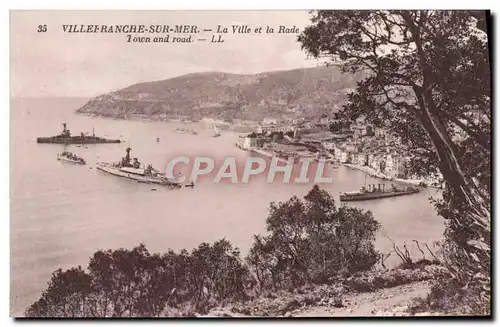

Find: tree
<box><xmin>25</xmin><ymin>241</ymin><xmax>251</xmax><ymax>317</ymax></box>
<box><xmin>298</xmin><ymin>10</ymin><xmax>490</xmax><ymax>295</ymax></box>
<box><xmin>247</xmin><ymin>185</ymin><xmax>380</xmax><ymax>288</ymax></box>
<box><xmin>25</xmin><ymin>266</ymin><xmax>92</xmax><ymax>317</ymax></box>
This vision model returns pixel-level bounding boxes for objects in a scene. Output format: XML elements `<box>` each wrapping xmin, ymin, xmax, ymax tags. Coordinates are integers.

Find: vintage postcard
<box><xmin>10</xmin><ymin>10</ymin><xmax>491</xmax><ymax>318</ymax></box>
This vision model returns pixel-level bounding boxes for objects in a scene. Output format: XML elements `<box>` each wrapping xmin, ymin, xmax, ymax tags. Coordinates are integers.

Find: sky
<box><xmin>10</xmin><ymin>10</ymin><xmax>320</xmax><ymax>97</ymax></box>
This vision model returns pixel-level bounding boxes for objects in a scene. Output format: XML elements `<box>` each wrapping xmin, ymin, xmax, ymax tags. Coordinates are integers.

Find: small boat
<box><xmin>57</xmin><ymin>151</ymin><xmax>86</xmax><ymax>165</ymax></box>
<box><xmin>340</xmin><ymin>183</ymin><xmax>420</xmax><ymax>202</ymax></box>
<box><xmin>212</xmin><ymin>124</ymin><xmax>221</xmax><ymax>138</ymax></box>
<box><xmin>96</xmin><ymin>147</ymin><xmax>182</xmax><ymax>188</ymax></box>
<box><xmin>173</xmin><ymin>128</ymin><xmax>197</xmax><ymax>135</ymax></box>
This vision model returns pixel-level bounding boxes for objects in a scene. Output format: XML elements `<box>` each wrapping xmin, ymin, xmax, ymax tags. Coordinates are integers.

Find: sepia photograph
<box><xmin>10</xmin><ymin>9</ymin><xmax>491</xmax><ymax>318</ymax></box>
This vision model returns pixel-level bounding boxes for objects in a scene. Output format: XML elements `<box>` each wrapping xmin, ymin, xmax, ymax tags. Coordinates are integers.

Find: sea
<box><xmin>10</xmin><ymin>97</ymin><xmax>445</xmax><ymax>316</ymax></box>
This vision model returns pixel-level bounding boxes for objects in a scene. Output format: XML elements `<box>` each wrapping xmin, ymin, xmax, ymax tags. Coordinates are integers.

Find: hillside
<box><xmin>75</xmin><ymin>66</ymin><xmax>362</xmax><ymax>122</ymax></box>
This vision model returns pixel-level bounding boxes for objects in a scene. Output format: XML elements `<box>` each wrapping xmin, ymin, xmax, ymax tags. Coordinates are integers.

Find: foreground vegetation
<box><xmin>25</xmin><ymin>185</ymin><xmax>488</xmax><ymax>317</ymax></box>
<box><xmin>27</xmin><ymin>186</ymin><xmax>383</xmax><ymax>317</ymax></box>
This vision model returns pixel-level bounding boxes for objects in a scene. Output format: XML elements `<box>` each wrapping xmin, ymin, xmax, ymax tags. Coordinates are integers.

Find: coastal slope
<box><xmin>75</xmin><ymin>66</ymin><xmax>362</xmax><ymax>122</ymax></box>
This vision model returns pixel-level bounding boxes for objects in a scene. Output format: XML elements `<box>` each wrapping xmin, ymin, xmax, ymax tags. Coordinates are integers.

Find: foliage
<box><xmin>25</xmin><ymin>241</ymin><xmax>250</xmax><ymax>317</ymax></box>
<box><xmin>344</xmin><ymin>264</ymin><xmax>441</xmax><ymax>293</ymax></box>
<box><xmin>409</xmin><ymin>273</ymin><xmax>490</xmax><ymax>316</ymax></box>
<box><xmin>298</xmin><ymin>10</ymin><xmax>491</xmax><ymax>303</ymax></box>
<box><xmin>247</xmin><ymin>185</ymin><xmax>380</xmax><ymax>289</ymax></box>
<box><xmin>27</xmin><ymin>186</ymin><xmax>383</xmax><ymax>317</ymax></box>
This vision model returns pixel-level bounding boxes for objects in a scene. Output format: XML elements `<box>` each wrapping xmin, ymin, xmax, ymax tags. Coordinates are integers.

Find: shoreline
<box><xmin>76</xmin><ymin>112</ymin><xmax>255</xmax><ymax>133</ymax></box>
<box><xmin>342</xmin><ymin>163</ymin><xmax>442</xmax><ymax>188</ymax></box>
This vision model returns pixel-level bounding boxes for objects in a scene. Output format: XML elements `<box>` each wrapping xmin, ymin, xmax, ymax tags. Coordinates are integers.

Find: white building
<box><xmin>262</xmin><ymin>117</ymin><xmax>279</xmax><ymax>125</ymax></box>
<box><xmin>237</xmin><ymin>135</ymin><xmax>262</xmax><ymax>150</ymax></box>
<box><xmin>322</xmin><ymin>140</ymin><xmax>336</xmax><ymax>151</ymax></box>
<box><xmin>257</xmin><ymin>124</ymin><xmax>294</xmax><ymax>135</ymax></box>
<box><xmin>375</xmin><ymin>127</ymin><xmax>387</xmax><ymax>139</ymax></box>
<box><xmin>340</xmin><ymin>151</ymin><xmax>351</xmax><ymax>163</ymax></box>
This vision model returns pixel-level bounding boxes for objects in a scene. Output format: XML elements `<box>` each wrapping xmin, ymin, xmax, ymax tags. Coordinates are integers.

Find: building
<box><xmin>375</xmin><ymin>127</ymin><xmax>387</xmax><ymax>139</ymax></box>
<box><xmin>340</xmin><ymin>151</ymin><xmax>351</xmax><ymax>163</ymax></box>
<box><xmin>262</xmin><ymin>117</ymin><xmax>279</xmax><ymax>125</ymax></box>
<box><xmin>322</xmin><ymin>140</ymin><xmax>336</xmax><ymax>151</ymax></box>
<box><xmin>351</xmin><ymin>124</ymin><xmax>374</xmax><ymax>139</ymax></box>
<box><xmin>357</xmin><ymin>153</ymin><xmax>368</xmax><ymax>166</ymax></box>
<box><xmin>345</xmin><ymin>144</ymin><xmax>359</xmax><ymax>153</ymax></box>
<box><xmin>236</xmin><ymin>135</ymin><xmax>263</xmax><ymax>150</ymax></box>
<box><xmin>352</xmin><ymin>125</ymin><xmax>365</xmax><ymax>139</ymax></box>
<box><xmin>256</xmin><ymin>124</ymin><xmax>294</xmax><ymax>135</ymax></box>
<box><xmin>385</xmin><ymin>153</ymin><xmax>409</xmax><ymax>179</ymax></box>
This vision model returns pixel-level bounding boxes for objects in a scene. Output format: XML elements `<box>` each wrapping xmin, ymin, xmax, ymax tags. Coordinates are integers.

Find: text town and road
<box><xmin>59</xmin><ymin>24</ymin><xmax>300</xmax><ymax>43</ymax></box>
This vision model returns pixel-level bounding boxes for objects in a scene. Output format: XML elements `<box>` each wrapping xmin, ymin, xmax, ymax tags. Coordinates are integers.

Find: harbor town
<box><xmin>235</xmin><ymin>114</ymin><xmax>444</xmax><ymax>188</ymax></box>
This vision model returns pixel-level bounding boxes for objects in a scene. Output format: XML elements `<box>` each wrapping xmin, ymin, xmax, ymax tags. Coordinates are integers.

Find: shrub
<box><xmin>25</xmin><ymin>240</ymin><xmax>251</xmax><ymax>317</ymax></box>
<box><xmin>247</xmin><ymin>185</ymin><xmax>380</xmax><ymax>289</ymax></box>
<box><xmin>409</xmin><ymin>274</ymin><xmax>491</xmax><ymax>316</ymax></box>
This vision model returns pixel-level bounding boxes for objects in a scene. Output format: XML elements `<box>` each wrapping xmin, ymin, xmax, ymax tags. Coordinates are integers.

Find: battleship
<box><xmin>96</xmin><ymin>147</ymin><xmax>182</xmax><ymax>187</ymax></box>
<box><xmin>37</xmin><ymin>123</ymin><xmax>121</xmax><ymax>144</ymax></box>
<box><xmin>340</xmin><ymin>183</ymin><xmax>420</xmax><ymax>202</ymax></box>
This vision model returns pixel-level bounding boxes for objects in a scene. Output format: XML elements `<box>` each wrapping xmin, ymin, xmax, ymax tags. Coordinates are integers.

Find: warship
<box><xmin>37</xmin><ymin>123</ymin><xmax>121</xmax><ymax>144</ymax></box>
<box><xmin>340</xmin><ymin>183</ymin><xmax>420</xmax><ymax>202</ymax></box>
<box><xmin>96</xmin><ymin>147</ymin><xmax>182</xmax><ymax>188</ymax></box>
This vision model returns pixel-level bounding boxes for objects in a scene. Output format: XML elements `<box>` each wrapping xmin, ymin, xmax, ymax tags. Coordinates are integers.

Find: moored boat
<box><xmin>96</xmin><ymin>147</ymin><xmax>182</xmax><ymax>187</ymax></box>
<box><xmin>173</xmin><ymin>128</ymin><xmax>197</xmax><ymax>135</ymax></box>
<box><xmin>340</xmin><ymin>183</ymin><xmax>420</xmax><ymax>202</ymax></box>
<box><xmin>57</xmin><ymin>151</ymin><xmax>86</xmax><ymax>165</ymax></box>
<box><xmin>212</xmin><ymin>124</ymin><xmax>221</xmax><ymax>138</ymax></box>
<box><xmin>37</xmin><ymin>123</ymin><xmax>121</xmax><ymax>144</ymax></box>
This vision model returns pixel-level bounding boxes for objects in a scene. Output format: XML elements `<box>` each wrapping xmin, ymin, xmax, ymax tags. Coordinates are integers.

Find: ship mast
<box><xmin>62</xmin><ymin>123</ymin><xmax>70</xmax><ymax>137</ymax></box>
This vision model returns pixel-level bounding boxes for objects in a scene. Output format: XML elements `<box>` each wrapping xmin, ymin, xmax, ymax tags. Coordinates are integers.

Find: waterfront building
<box><xmin>368</xmin><ymin>153</ymin><xmax>375</xmax><ymax>167</ymax></box>
<box><xmin>333</xmin><ymin>146</ymin><xmax>344</xmax><ymax>160</ymax></box>
<box><xmin>257</xmin><ymin>124</ymin><xmax>293</xmax><ymax>135</ymax></box>
<box><xmin>237</xmin><ymin>135</ymin><xmax>263</xmax><ymax>150</ymax></box>
<box><xmin>340</xmin><ymin>150</ymin><xmax>351</xmax><ymax>163</ymax></box>
<box><xmin>322</xmin><ymin>139</ymin><xmax>336</xmax><ymax>151</ymax></box>
<box><xmin>345</xmin><ymin>144</ymin><xmax>359</xmax><ymax>153</ymax></box>
<box><xmin>385</xmin><ymin>152</ymin><xmax>409</xmax><ymax>179</ymax></box>
<box><xmin>262</xmin><ymin>117</ymin><xmax>279</xmax><ymax>125</ymax></box>
<box><xmin>357</xmin><ymin>153</ymin><xmax>368</xmax><ymax>166</ymax></box>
